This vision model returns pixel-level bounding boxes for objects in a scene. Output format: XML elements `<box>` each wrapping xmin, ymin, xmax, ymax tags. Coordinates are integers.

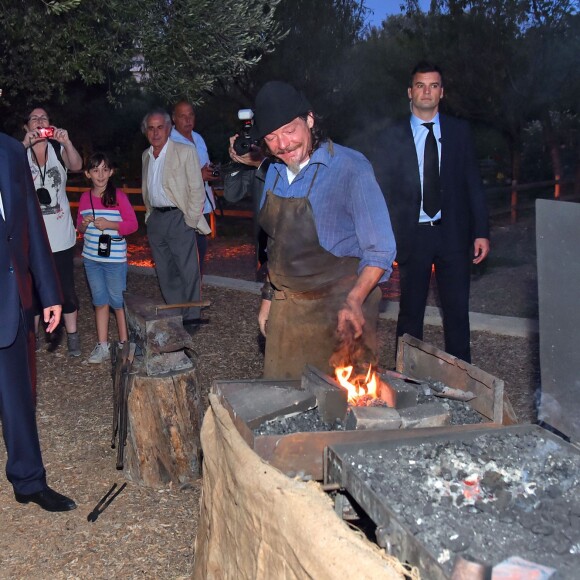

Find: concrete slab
<box><xmin>378</xmin><ymin>375</ymin><xmax>418</xmax><ymax>409</ymax></box>
<box><xmin>345</xmin><ymin>406</ymin><xmax>402</xmax><ymax>431</ymax></box>
<box><xmin>125</xmin><ymin>268</ymin><xmax>539</xmax><ymax>339</ymax></box>
<box><xmin>399</xmin><ymin>401</ymin><xmax>451</xmax><ymax>429</ymax></box>
<box><xmin>302</xmin><ymin>365</ymin><xmax>348</xmax><ymax>424</ymax></box>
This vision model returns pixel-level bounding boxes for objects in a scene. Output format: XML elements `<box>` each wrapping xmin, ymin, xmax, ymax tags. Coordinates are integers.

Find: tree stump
<box><xmin>123</xmin><ymin>360</ymin><xmax>204</xmax><ymax>487</ymax></box>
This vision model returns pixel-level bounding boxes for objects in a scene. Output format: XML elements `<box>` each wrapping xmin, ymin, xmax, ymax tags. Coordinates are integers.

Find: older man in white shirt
<box><xmin>141</xmin><ymin>108</ymin><xmax>210</xmax><ymax>325</ymax></box>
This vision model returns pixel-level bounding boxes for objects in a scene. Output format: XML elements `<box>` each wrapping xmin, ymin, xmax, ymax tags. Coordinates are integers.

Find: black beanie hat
<box><xmin>251</xmin><ymin>81</ymin><xmax>312</xmax><ymax>140</ymax></box>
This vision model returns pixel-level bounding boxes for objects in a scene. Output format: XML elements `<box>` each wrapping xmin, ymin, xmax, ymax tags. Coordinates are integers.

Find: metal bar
<box><xmin>155</xmin><ymin>300</ymin><xmax>211</xmax><ymax>312</ymax></box>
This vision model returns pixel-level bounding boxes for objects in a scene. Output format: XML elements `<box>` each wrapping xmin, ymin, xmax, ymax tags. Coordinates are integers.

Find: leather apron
<box><xmin>258</xmin><ymin>166</ymin><xmax>382</xmax><ymax>379</ymax></box>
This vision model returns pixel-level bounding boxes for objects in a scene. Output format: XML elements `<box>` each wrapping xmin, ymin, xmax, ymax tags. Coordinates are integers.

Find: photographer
<box><xmin>224</xmin><ymin>118</ymin><xmax>270</xmax><ymax>278</ymax></box>
<box><xmin>23</xmin><ymin>107</ymin><xmax>83</xmax><ymax>357</ymax></box>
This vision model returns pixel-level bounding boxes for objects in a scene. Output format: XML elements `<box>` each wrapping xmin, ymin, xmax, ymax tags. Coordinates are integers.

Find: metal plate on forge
<box><xmin>536</xmin><ymin>199</ymin><xmax>580</xmax><ymax>441</ymax></box>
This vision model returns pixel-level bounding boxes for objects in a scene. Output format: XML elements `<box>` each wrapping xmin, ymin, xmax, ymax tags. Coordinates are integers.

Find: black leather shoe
<box><xmin>15</xmin><ymin>486</ymin><xmax>77</xmax><ymax>512</ymax></box>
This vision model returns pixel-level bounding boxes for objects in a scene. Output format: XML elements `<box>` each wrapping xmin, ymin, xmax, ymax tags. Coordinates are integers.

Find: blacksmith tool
<box><xmin>155</xmin><ymin>300</ymin><xmax>211</xmax><ymax>314</ymax></box>
<box><xmin>428</xmin><ymin>380</ymin><xmax>476</xmax><ymax>402</ymax></box>
<box><xmin>87</xmin><ymin>482</ymin><xmax>127</xmax><ymax>523</ymax></box>
<box><xmin>380</xmin><ymin>368</ymin><xmax>423</xmax><ymax>384</ymax></box>
<box><xmin>124</xmin><ymin>293</ymin><xmax>202</xmax><ymax>376</ymax></box>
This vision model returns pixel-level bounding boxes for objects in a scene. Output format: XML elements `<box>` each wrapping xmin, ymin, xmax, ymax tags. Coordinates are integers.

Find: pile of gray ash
<box><xmin>342</xmin><ymin>429</ymin><xmax>580</xmax><ymax>577</ymax></box>
<box><xmin>253</xmin><ymin>384</ymin><xmax>483</xmax><ymax>436</ymax></box>
<box><xmin>254</xmin><ymin>407</ymin><xmax>345</xmax><ymax>436</ymax></box>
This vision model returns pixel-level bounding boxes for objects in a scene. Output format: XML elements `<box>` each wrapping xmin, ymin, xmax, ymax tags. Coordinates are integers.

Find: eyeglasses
<box><xmin>28</xmin><ymin>115</ymin><xmax>49</xmax><ymax>122</ymax></box>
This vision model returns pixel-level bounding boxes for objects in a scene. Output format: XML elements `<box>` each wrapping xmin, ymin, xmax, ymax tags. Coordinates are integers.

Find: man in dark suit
<box><xmin>375</xmin><ymin>62</ymin><xmax>490</xmax><ymax>363</ymax></box>
<box><xmin>0</xmin><ymin>131</ymin><xmax>76</xmax><ymax>511</ymax></box>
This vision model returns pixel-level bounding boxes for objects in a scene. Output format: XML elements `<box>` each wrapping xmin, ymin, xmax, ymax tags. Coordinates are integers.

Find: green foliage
<box><xmin>0</xmin><ymin>0</ymin><xmax>284</xmax><ymax>110</ymax></box>
<box><xmin>345</xmin><ymin>0</ymin><xmax>579</xmax><ymax>178</ymax></box>
<box><xmin>42</xmin><ymin>0</ymin><xmax>82</xmax><ymax>14</ymax></box>
<box><xmin>134</xmin><ymin>0</ymin><xmax>283</xmax><ymax>102</ymax></box>
<box><xmin>203</xmin><ymin>0</ymin><xmax>370</xmax><ymax>144</ymax></box>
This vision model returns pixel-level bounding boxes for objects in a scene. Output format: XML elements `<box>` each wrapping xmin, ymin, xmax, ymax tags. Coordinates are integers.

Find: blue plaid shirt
<box><xmin>261</xmin><ymin>141</ymin><xmax>396</xmax><ymax>282</ymax></box>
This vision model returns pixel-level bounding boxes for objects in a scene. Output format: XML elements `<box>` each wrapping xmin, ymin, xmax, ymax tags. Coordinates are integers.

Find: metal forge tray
<box><xmin>212</xmin><ymin>336</ymin><xmax>513</xmax><ymax>481</ymax></box>
<box><xmin>324</xmin><ymin>423</ymin><xmax>580</xmax><ymax>579</ymax></box>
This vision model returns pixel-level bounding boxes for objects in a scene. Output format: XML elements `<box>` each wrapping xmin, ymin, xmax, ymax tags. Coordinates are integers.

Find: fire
<box><xmin>335</xmin><ymin>364</ymin><xmax>379</xmax><ymax>403</ymax></box>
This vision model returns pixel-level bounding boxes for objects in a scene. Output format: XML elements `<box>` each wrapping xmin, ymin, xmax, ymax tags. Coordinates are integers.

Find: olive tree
<box><xmin>0</xmin><ymin>0</ymin><xmax>283</xmax><ymax>108</ymax></box>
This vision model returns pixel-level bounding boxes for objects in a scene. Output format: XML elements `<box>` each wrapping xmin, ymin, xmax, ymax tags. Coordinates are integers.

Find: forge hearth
<box><xmin>211</xmin><ymin>336</ymin><xmax>513</xmax><ymax>480</ymax></box>
<box><xmin>325</xmin><ymin>424</ymin><xmax>580</xmax><ymax>579</ymax></box>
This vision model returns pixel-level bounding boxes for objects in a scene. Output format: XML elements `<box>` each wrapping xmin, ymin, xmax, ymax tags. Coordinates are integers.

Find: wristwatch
<box><xmin>261</xmin><ymin>282</ymin><xmax>274</xmax><ymax>301</ymax></box>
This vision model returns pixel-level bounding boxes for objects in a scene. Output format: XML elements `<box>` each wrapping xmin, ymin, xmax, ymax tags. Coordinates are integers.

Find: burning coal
<box><xmin>330</xmin><ymin>327</ymin><xmax>380</xmax><ymax>405</ymax></box>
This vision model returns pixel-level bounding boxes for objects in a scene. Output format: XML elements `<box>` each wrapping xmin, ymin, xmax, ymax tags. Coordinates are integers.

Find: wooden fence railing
<box><xmin>67</xmin><ymin>177</ymin><xmax>578</xmax><ymax>230</ymax></box>
<box><xmin>65</xmin><ymin>185</ymin><xmax>252</xmax><ymax>239</ymax></box>
<box><xmin>486</xmin><ymin>177</ymin><xmax>577</xmax><ymax>223</ymax></box>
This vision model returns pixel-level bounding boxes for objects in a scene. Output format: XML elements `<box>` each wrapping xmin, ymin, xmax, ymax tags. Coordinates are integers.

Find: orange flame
<box><xmin>335</xmin><ymin>365</ymin><xmax>379</xmax><ymax>403</ymax></box>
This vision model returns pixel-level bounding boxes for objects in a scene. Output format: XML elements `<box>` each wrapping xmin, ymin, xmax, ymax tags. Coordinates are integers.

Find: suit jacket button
<box><xmin>7</xmin><ymin>235</ymin><xmax>12</xmax><ymax>241</ymax></box>
<box><xmin>9</xmin><ymin>266</ymin><xmax>14</xmax><ymax>273</ymax></box>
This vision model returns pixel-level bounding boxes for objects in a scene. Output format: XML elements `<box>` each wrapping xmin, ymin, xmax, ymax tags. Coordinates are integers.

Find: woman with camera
<box><xmin>23</xmin><ymin>107</ymin><xmax>83</xmax><ymax>357</ymax></box>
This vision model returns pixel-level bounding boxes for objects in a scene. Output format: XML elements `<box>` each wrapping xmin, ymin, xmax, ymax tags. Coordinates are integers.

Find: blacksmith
<box><xmin>254</xmin><ymin>81</ymin><xmax>396</xmax><ymax>379</ymax></box>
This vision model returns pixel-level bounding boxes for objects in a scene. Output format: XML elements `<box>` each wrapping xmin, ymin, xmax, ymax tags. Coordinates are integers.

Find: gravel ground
<box><xmin>0</xmin><ymin>214</ymin><xmax>540</xmax><ymax>578</ymax></box>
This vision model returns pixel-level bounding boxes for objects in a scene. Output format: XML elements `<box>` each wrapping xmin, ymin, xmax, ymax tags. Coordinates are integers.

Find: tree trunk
<box><xmin>123</xmin><ymin>363</ymin><xmax>204</xmax><ymax>488</ymax></box>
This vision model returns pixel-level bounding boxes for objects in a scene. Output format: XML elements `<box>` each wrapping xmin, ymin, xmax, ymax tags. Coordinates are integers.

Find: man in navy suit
<box><xmin>0</xmin><ymin>131</ymin><xmax>76</xmax><ymax>512</ymax></box>
<box><xmin>375</xmin><ymin>62</ymin><xmax>490</xmax><ymax>363</ymax></box>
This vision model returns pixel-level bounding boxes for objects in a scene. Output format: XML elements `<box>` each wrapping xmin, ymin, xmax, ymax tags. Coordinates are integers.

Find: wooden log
<box><xmin>123</xmin><ymin>361</ymin><xmax>203</xmax><ymax>487</ymax></box>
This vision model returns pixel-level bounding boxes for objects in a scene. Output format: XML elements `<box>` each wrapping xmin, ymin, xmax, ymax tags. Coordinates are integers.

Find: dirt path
<box><xmin>0</xmin><ymin>214</ymin><xmax>540</xmax><ymax>576</ymax></box>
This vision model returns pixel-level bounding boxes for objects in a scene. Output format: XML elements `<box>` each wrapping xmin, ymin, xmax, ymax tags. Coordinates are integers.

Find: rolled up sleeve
<box><xmin>349</xmin><ymin>160</ymin><xmax>397</xmax><ymax>282</ymax></box>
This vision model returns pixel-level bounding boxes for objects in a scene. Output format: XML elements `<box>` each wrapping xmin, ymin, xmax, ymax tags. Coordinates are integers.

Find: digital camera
<box><xmin>233</xmin><ymin>109</ymin><xmax>258</xmax><ymax>156</ymax></box>
<box><xmin>37</xmin><ymin>126</ymin><xmax>55</xmax><ymax>139</ymax></box>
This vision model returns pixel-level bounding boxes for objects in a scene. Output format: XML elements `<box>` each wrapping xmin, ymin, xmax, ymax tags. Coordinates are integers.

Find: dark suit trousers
<box><xmin>0</xmin><ymin>311</ymin><xmax>47</xmax><ymax>494</ymax></box>
<box><xmin>397</xmin><ymin>225</ymin><xmax>472</xmax><ymax>362</ymax></box>
<box><xmin>147</xmin><ymin>209</ymin><xmax>202</xmax><ymax>321</ymax></box>
<box><xmin>195</xmin><ymin>213</ymin><xmax>212</xmax><ymax>276</ymax></box>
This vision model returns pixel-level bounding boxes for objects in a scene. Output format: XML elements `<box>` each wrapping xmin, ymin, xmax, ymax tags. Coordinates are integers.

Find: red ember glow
<box><xmin>335</xmin><ymin>365</ymin><xmax>379</xmax><ymax>404</ymax></box>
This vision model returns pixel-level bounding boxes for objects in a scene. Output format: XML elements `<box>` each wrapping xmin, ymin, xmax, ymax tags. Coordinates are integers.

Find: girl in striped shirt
<box><xmin>77</xmin><ymin>153</ymin><xmax>138</xmax><ymax>363</ymax></box>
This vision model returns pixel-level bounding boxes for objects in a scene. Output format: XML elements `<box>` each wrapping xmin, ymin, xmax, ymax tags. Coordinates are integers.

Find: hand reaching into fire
<box><xmin>258</xmin><ymin>299</ymin><xmax>271</xmax><ymax>336</ymax></box>
<box><xmin>337</xmin><ymin>300</ymin><xmax>365</xmax><ymax>340</ymax></box>
<box><xmin>337</xmin><ymin>266</ymin><xmax>384</xmax><ymax>340</ymax></box>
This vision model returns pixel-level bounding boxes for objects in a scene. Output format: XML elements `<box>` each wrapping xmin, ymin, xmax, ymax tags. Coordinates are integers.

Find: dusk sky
<box><xmin>364</xmin><ymin>0</ymin><xmax>432</xmax><ymax>27</ymax></box>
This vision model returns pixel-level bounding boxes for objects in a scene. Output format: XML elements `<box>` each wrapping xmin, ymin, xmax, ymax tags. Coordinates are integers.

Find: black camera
<box><xmin>233</xmin><ymin>109</ymin><xmax>258</xmax><ymax>156</ymax></box>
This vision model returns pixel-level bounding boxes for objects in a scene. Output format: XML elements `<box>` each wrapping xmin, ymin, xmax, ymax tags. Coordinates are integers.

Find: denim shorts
<box><xmin>84</xmin><ymin>259</ymin><xmax>127</xmax><ymax>309</ymax></box>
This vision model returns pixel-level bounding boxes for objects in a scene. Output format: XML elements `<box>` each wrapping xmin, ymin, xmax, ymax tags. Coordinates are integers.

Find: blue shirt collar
<box><xmin>272</xmin><ymin>140</ymin><xmax>334</xmax><ymax>177</ymax></box>
<box><xmin>411</xmin><ymin>112</ymin><xmax>440</xmax><ymax>131</ymax></box>
<box><xmin>170</xmin><ymin>127</ymin><xmax>195</xmax><ymax>145</ymax></box>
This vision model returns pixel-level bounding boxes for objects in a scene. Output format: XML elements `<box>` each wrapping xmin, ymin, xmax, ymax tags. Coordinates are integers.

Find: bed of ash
<box><xmin>253</xmin><ymin>382</ymin><xmax>484</xmax><ymax>436</ymax></box>
<box><xmin>341</xmin><ymin>429</ymin><xmax>580</xmax><ymax>578</ymax></box>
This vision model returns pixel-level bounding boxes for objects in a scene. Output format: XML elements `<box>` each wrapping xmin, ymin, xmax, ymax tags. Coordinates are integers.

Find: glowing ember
<box><xmin>335</xmin><ymin>365</ymin><xmax>379</xmax><ymax>404</ymax></box>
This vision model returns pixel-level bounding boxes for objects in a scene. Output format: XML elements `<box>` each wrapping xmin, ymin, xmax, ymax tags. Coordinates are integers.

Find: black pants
<box><xmin>33</xmin><ymin>245</ymin><xmax>79</xmax><ymax>316</ymax></box>
<box><xmin>396</xmin><ymin>225</ymin><xmax>472</xmax><ymax>362</ymax></box>
<box><xmin>195</xmin><ymin>213</ymin><xmax>212</xmax><ymax>276</ymax></box>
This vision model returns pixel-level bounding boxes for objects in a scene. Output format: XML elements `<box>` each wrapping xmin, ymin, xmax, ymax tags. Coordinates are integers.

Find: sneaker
<box><xmin>67</xmin><ymin>332</ymin><xmax>81</xmax><ymax>357</ymax></box>
<box><xmin>88</xmin><ymin>343</ymin><xmax>110</xmax><ymax>364</ymax></box>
